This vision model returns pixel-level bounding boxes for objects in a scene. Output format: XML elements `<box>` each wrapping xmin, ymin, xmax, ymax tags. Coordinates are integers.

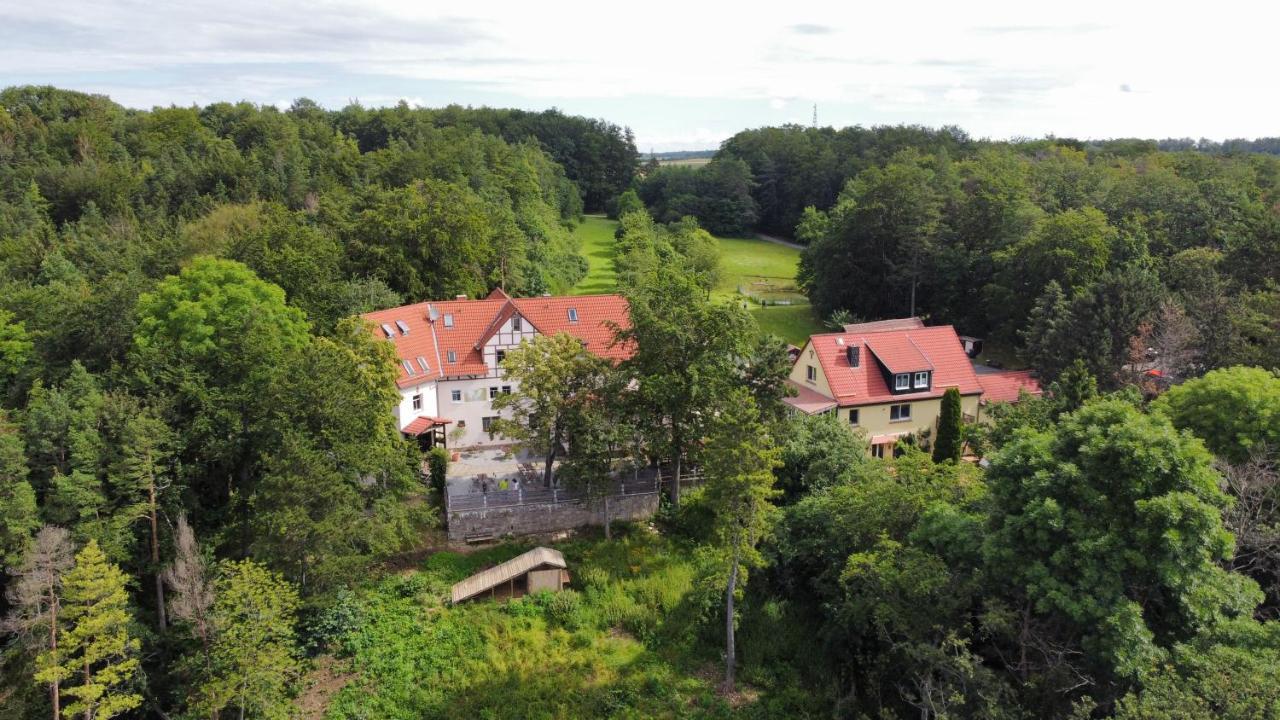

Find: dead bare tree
<box><xmin>1149</xmin><ymin>301</ymin><xmax>1201</xmax><ymax>382</ymax></box>
<box><xmin>3</xmin><ymin>526</ymin><xmax>74</xmax><ymax>720</ymax></box>
<box><xmin>1218</xmin><ymin>449</ymin><xmax>1280</xmax><ymax>615</ymax></box>
<box><xmin>161</xmin><ymin>515</ymin><xmax>214</xmax><ymax>663</ymax></box>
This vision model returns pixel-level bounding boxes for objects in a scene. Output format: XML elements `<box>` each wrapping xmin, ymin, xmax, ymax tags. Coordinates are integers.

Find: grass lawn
<box><xmin>570</xmin><ymin>215</ymin><xmax>619</xmax><ymax>295</ymax></box>
<box><xmin>570</xmin><ymin>217</ymin><xmax>823</xmax><ymax>345</ymax></box>
<box><xmin>747</xmin><ymin>305</ymin><xmax>826</xmax><ymax>346</ymax></box>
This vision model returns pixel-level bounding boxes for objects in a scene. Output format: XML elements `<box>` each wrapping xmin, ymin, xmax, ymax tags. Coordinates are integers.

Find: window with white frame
<box><xmin>412</xmin><ymin>394</ymin><xmax>422</xmax><ymax>411</ymax></box>
<box><xmin>806</xmin><ymin>365</ymin><xmax>817</xmax><ymax>382</ymax></box>
<box><xmin>567</xmin><ymin>308</ymin><xmax>579</xmax><ymax>323</ymax></box>
<box><xmin>443</xmin><ymin>314</ymin><xmax>454</xmax><ymax>328</ymax></box>
<box><xmin>913</xmin><ymin>371</ymin><xmax>929</xmax><ymax>389</ymax></box>
<box><xmin>895</xmin><ymin>374</ymin><xmax>910</xmax><ymax>390</ymax></box>
<box><xmin>871</xmin><ymin>444</ymin><xmax>886</xmax><ymax>459</ymax></box>
<box><xmin>482</xmin><ymin>416</ymin><xmax>498</xmax><ymax>434</ymax></box>
<box><xmin>450</xmin><ymin>389</ymin><xmax>462</xmax><ymax>402</ymax></box>
<box><xmin>447</xmin><ymin>350</ymin><xmax>457</xmax><ymax>363</ymax></box>
<box><xmin>489</xmin><ymin>386</ymin><xmax>499</xmax><ymax>399</ymax></box>
<box><xmin>890</xmin><ymin>404</ymin><xmax>911</xmax><ymax>421</ymax></box>
<box><xmin>501</xmin><ymin>385</ymin><xmax>512</xmax><ymax>394</ymax></box>
<box><xmin>511</xmin><ymin>316</ymin><xmax>522</xmax><ymax>332</ymax></box>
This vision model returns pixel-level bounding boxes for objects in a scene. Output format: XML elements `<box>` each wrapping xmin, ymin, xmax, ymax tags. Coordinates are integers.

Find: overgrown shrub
<box><xmin>303</xmin><ymin>587</ymin><xmax>363</xmax><ymax>656</ymax></box>
<box><xmin>427</xmin><ymin>446</ymin><xmax>449</xmax><ymax>496</ymax></box>
<box><xmin>543</xmin><ymin>589</ymin><xmax>587</xmax><ymax>630</ymax></box>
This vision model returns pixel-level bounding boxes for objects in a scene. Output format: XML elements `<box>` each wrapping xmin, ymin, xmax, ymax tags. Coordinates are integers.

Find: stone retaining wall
<box><xmin>446</xmin><ymin>491</ymin><xmax>659</xmax><ymax>542</ymax></box>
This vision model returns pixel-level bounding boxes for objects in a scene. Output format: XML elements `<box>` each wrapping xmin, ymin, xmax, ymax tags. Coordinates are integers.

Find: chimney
<box><xmin>455</xmin><ymin>294</ymin><xmax>467</xmax><ymax>301</ymax></box>
<box><xmin>846</xmin><ymin>345</ymin><xmax>860</xmax><ymax>367</ymax></box>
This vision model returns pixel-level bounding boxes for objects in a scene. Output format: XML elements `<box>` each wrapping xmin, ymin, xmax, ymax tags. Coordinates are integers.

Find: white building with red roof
<box><xmin>363</xmin><ymin>288</ymin><xmax>631</xmax><ymax>448</ymax></box>
<box><xmin>784</xmin><ymin>319</ymin><xmax>1041</xmax><ymax>457</ymax></box>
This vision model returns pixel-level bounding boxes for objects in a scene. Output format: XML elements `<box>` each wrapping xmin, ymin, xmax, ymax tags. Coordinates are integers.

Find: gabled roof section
<box><xmin>451</xmin><ymin>547</ymin><xmax>567</xmax><ymax>604</ymax></box>
<box><xmin>805</xmin><ymin>325</ymin><xmax>983</xmax><ymax>407</ymax></box>
<box><xmin>474</xmin><ymin>300</ymin><xmax>539</xmax><ymax>350</ymax></box>
<box><xmin>864</xmin><ymin>334</ymin><xmax>934</xmax><ymax>375</ymax></box>
<box><xmin>362</xmin><ymin>292</ymin><xmax>631</xmax><ymax>386</ymax></box>
<box><xmin>511</xmin><ymin>294</ymin><xmax>633</xmax><ymax>362</ymax></box>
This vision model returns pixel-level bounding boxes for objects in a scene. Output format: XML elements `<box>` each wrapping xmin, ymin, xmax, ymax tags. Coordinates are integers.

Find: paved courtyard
<box><xmin>445</xmin><ymin>446</ymin><xmax>553</xmax><ymax>495</ymax></box>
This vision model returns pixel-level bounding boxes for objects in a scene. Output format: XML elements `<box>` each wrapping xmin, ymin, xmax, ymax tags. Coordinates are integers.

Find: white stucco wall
<box><xmin>395</xmin><ymin>379</ymin><xmax>440</xmax><ymax>430</ymax></box>
<box><xmin>435</xmin><ymin>376</ymin><xmax>518</xmax><ymax>447</ymax></box>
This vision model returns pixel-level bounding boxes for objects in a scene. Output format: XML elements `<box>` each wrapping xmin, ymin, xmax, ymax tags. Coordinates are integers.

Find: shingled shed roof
<box><xmin>451</xmin><ymin>547</ymin><xmax>567</xmax><ymax>604</ymax></box>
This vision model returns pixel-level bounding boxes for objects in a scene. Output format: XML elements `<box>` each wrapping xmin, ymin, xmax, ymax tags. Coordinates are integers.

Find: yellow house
<box><xmin>783</xmin><ymin>319</ymin><xmax>1040</xmax><ymax>457</ymax></box>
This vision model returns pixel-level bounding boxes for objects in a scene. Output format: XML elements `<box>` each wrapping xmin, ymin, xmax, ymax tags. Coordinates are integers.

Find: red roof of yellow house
<box><xmin>362</xmin><ymin>292</ymin><xmax>632</xmax><ymax>388</ymax></box>
<box><xmin>976</xmin><ymin>370</ymin><xmax>1043</xmax><ymax>404</ymax></box>
<box><xmin>797</xmin><ymin>325</ymin><xmax>984</xmax><ymax>408</ymax></box>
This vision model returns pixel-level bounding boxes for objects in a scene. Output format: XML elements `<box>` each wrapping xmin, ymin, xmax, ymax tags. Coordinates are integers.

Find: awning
<box><xmin>402</xmin><ymin>416</ymin><xmax>453</xmax><ymax>436</ymax></box>
<box><xmin>870</xmin><ymin>432</ymin><xmax>912</xmax><ymax>446</ymax></box>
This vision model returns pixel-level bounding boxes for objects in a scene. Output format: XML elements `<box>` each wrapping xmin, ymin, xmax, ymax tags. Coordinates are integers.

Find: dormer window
<box><xmin>894</xmin><ymin>374</ymin><xmax>910</xmax><ymax>391</ymax></box>
<box><xmin>913</xmin><ymin>371</ymin><xmax>929</xmax><ymax>389</ymax></box>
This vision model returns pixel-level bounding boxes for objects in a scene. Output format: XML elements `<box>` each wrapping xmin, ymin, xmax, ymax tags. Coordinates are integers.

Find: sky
<box><xmin>2</xmin><ymin>0</ymin><xmax>1278</xmax><ymax>152</ymax></box>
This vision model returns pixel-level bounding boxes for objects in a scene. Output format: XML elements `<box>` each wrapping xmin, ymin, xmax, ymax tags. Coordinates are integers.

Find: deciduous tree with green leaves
<box><xmin>189</xmin><ymin>559</ymin><xmax>300</xmax><ymax>720</ymax></box>
<box><xmin>700</xmin><ymin>390</ymin><xmax>781</xmax><ymax>691</ymax></box>
<box><xmin>490</xmin><ymin>332</ymin><xmax>613</xmax><ymax>488</ymax></box>
<box><xmin>615</xmin><ymin>265</ymin><xmax>754</xmax><ymax>505</ymax></box>
<box><xmin>1153</xmin><ymin>366</ymin><xmax>1280</xmax><ymax>463</ymax></box>
<box><xmin>984</xmin><ymin>399</ymin><xmax>1261</xmax><ymax>687</ymax></box>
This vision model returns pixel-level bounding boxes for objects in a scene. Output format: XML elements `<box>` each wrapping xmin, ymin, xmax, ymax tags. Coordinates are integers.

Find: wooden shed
<box><xmin>451</xmin><ymin>547</ymin><xmax>570</xmax><ymax>604</ymax></box>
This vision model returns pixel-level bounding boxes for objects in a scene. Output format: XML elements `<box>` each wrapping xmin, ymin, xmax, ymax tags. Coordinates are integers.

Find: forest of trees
<box><xmin>0</xmin><ymin>85</ymin><xmax>638</xmax><ymax>718</ymax></box>
<box><xmin>631</xmin><ymin>124</ymin><xmax>1280</xmax><ymax>386</ymax></box>
<box><xmin>3</xmin><ymin>84</ymin><xmax>1280</xmax><ymax>720</ymax></box>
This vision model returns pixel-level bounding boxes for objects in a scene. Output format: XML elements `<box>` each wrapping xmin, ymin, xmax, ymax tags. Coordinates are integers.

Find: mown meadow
<box><xmin>570</xmin><ymin>218</ymin><xmax>823</xmax><ymax>345</ymax></box>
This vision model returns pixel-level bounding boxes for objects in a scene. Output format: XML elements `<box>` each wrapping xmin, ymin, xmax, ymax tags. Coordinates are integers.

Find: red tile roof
<box><xmin>863</xmin><ymin>334</ymin><xmax>934</xmax><ymax>374</ymax></box>
<box><xmin>804</xmin><ymin>325</ymin><xmax>984</xmax><ymax>407</ymax></box>
<box><xmin>782</xmin><ymin>383</ymin><xmax>838</xmax><ymax>414</ymax></box>
<box><xmin>362</xmin><ymin>293</ymin><xmax>631</xmax><ymax>388</ymax></box>
<box><xmin>402</xmin><ymin>416</ymin><xmax>452</xmax><ymax>435</ymax></box>
<box><xmin>976</xmin><ymin>370</ymin><xmax>1043</xmax><ymax>404</ymax></box>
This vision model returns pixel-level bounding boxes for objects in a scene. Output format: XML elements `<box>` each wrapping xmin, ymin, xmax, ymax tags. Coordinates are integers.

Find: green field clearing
<box><xmin>569</xmin><ymin>215</ymin><xmax>619</xmax><ymax>295</ymax></box>
<box><xmin>656</xmin><ymin>157</ymin><xmax>712</xmax><ymax>167</ymax></box>
<box><xmin>570</xmin><ymin>217</ymin><xmax>823</xmax><ymax>345</ymax></box>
